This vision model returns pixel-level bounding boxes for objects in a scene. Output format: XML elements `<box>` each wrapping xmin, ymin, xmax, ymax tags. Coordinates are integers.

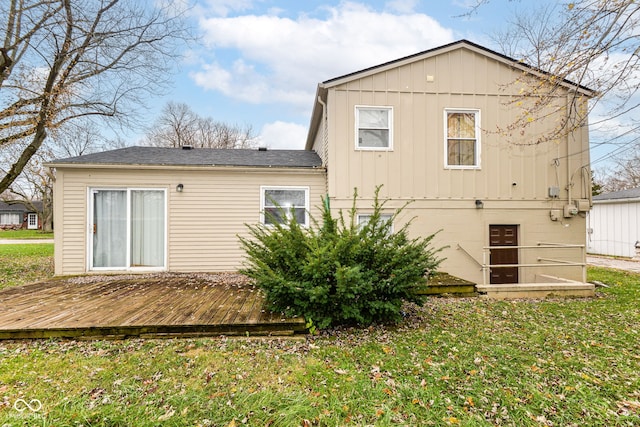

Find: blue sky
<box><xmin>137</xmin><ymin>0</ymin><xmax>616</xmax><ymax>164</ymax></box>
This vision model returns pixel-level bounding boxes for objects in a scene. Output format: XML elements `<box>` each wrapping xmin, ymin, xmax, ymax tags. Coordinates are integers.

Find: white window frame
<box><xmin>260</xmin><ymin>186</ymin><xmax>310</xmax><ymax>227</ymax></box>
<box><xmin>87</xmin><ymin>187</ymin><xmax>167</xmax><ymax>272</ymax></box>
<box><xmin>355</xmin><ymin>106</ymin><xmax>394</xmax><ymax>151</ymax></box>
<box><xmin>444</xmin><ymin>108</ymin><xmax>481</xmax><ymax>169</ymax></box>
<box><xmin>357</xmin><ymin>213</ymin><xmax>394</xmax><ymax>233</ymax></box>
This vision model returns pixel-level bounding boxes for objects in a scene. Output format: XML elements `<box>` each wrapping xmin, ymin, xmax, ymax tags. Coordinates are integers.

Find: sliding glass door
<box><xmin>130</xmin><ymin>190</ymin><xmax>165</xmax><ymax>267</ymax></box>
<box><xmin>92</xmin><ymin>190</ymin><xmax>127</xmax><ymax>268</ymax></box>
<box><xmin>91</xmin><ymin>189</ymin><xmax>165</xmax><ymax>270</ymax></box>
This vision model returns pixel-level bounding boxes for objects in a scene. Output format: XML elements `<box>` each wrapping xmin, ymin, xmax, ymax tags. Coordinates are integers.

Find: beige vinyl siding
<box><xmin>54</xmin><ymin>166</ymin><xmax>326</xmax><ymax>275</ymax></box>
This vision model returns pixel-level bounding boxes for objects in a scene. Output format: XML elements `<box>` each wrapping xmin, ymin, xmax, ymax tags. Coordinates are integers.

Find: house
<box><xmin>48</xmin><ymin>40</ymin><xmax>595</xmax><ymax>296</ymax></box>
<box><xmin>587</xmin><ymin>187</ymin><xmax>640</xmax><ymax>259</ymax></box>
<box><xmin>0</xmin><ymin>200</ymin><xmax>43</xmax><ymax>230</ymax></box>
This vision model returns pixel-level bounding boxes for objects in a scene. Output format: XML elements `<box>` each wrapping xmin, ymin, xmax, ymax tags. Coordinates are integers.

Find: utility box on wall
<box><xmin>574</xmin><ymin>199</ymin><xmax>591</xmax><ymax>212</ymax></box>
<box><xmin>564</xmin><ymin>204</ymin><xmax>579</xmax><ymax>218</ymax></box>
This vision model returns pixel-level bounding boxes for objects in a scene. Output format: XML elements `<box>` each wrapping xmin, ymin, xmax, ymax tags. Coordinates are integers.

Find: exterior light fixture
<box><xmin>475</xmin><ymin>199</ymin><xmax>484</xmax><ymax>209</ymax></box>
<box><xmin>176</xmin><ymin>183</ymin><xmax>184</xmax><ymax>192</ymax></box>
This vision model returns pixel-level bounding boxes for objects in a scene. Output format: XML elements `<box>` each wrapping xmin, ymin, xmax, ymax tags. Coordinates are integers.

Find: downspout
<box><xmin>317</xmin><ymin>95</ymin><xmax>326</xmax><ymax>112</ymax></box>
<box><xmin>317</xmin><ymin>94</ymin><xmax>329</xmax><ymax>201</ymax></box>
<box><xmin>566</xmin><ymin>94</ymin><xmax>573</xmax><ymax>208</ymax></box>
<box><xmin>318</xmin><ymin>95</ymin><xmax>328</xmax><ymax>164</ymax></box>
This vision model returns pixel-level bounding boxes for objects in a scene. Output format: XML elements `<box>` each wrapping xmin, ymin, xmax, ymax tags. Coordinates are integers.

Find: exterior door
<box><xmin>489</xmin><ymin>225</ymin><xmax>519</xmax><ymax>284</ymax></box>
<box><xmin>90</xmin><ymin>189</ymin><xmax>165</xmax><ymax>270</ymax></box>
<box><xmin>27</xmin><ymin>213</ymin><xmax>38</xmax><ymax>229</ymax></box>
<box><xmin>92</xmin><ymin>190</ymin><xmax>127</xmax><ymax>268</ymax></box>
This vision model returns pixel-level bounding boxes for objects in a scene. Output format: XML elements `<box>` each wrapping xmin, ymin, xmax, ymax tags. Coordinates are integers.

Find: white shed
<box><xmin>587</xmin><ymin>187</ymin><xmax>640</xmax><ymax>258</ymax></box>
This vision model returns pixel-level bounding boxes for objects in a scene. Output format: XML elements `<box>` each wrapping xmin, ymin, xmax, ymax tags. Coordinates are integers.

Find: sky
<box><xmin>140</xmin><ymin>0</ymin><xmax>521</xmax><ymax>148</ymax></box>
<box><xmin>132</xmin><ymin>0</ymin><xmax>617</xmax><ymax>168</ymax></box>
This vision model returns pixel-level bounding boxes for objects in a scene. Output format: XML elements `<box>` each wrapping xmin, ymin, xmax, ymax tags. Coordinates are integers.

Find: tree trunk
<box><xmin>0</xmin><ymin>126</ymin><xmax>47</xmax><ymax>194</ymax></box>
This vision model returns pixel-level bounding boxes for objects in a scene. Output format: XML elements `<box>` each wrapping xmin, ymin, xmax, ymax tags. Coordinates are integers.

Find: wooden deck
<box><xmin>0</xmin><ymin>274</ymin><xmax>306</xmax><ymax>339</ymax></box>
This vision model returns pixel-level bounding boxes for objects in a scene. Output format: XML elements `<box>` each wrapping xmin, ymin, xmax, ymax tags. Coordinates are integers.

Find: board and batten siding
<box><xmin>315</xmin><ymin>44</ymin><xmax>591</xmax><ymax>284</ymax></box>
<box><xmin>324</xmin><ymin>47</ymin><xmax>590</xmax><ymax>202</ymax></box>
<box><xmin>328</xmin><ymin>197</ymin><xmax>587</xmax><ymax>284</ymax></box>
<box><xmin>53</xmin><ymin>166</ymin><xmax>326</xmax><ymax>275</ymax></box>
<box><xmin>587</xmin><ymin>200</ymin><xmax>640</xmax><ymax>258</ymax></box>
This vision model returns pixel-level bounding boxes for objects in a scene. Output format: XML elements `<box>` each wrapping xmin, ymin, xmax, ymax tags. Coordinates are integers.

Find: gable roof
<box><xmin>593</xmin><ymin>187</ymin><xmax>640</xmax><ymax>202</ymax></box>
<box><xmin>322</xmin><ymin>39</ymin><xmax>593</xmax><ymax>92</ymax></box>
<box><xmin>0</xmin><ymin>200</ymin><xmax>43</xmax><ymax>213</ymax></box>
<box><xmin>305</xmin><ymin>39</ymin><xmax>595</xmax><ymax>149</ymax></box>
<box><xmin>47</xmin><ymin>146</ymin><xmax>323</xmax><ymax>169</ymax></box>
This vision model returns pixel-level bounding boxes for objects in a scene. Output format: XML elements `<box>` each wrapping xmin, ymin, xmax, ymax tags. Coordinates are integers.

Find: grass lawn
<box><xmin>0</xmin><ymin>255</ymin><xmax>639</xmax><ymax>425</ymax></box>
<box><xmin>0</xmin><ymin>243</ymin><xmax>53</xmax><ymax>291</ymax></box>
<box><xmin>0</xmin><ymin>229</ymin><xmax>53</xmax><ymax>239</ymax></box>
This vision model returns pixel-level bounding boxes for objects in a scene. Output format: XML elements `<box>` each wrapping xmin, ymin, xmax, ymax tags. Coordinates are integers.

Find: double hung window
<box><xmin>356</xmin><ymin>106</ymin><xmax>393</xmax><ymax>150</ymax></box>
<box><xmin>445</xmin><ymin>109</ymin><xmax>480</xmax><ymax>168</ymax></box>
<box><xmin>357</xmin><ymin>213</ymin><xmax>394</xmax><ymax>232</ymax></box>
<box><xmin>261</xmin><ymin>187</ymin><xmax>309</xmax><ymax>226</ymax></box>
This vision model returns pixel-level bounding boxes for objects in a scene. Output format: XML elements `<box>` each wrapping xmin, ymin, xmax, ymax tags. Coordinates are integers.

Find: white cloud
<box><xmin>193</xmin><ymin>2</ymin><xmax>454</xmax><ymax>108</ymax></box>
<box><xmin>258</xmin><ymin>121</ymin><xmax>308</xmax><ymax>149</ymax></box>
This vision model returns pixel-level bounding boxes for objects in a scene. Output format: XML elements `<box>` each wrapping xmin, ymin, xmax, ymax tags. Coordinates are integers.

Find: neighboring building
<box><xmin>48</xmin><ymin>40</ymin><xmax>594</xmax><ymax>295</ymax></box>
<box><xmin>0</xmin><ymin>201</ymin><xmax>43</xmax><ymax>230</ymax></box>
<box><xmin>587</xmin><ymin>187</ymin><xmax>640</xmax><ymax>259</ymax></box>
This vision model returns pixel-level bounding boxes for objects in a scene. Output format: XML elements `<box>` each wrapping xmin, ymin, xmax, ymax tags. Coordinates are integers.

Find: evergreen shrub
<box><xmin>239</xmin><ymin>187</ymin><xmax>444</xmax><ymax>329</ymax></box>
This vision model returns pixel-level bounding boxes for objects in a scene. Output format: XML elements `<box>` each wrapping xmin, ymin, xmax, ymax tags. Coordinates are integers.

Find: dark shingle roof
<box><xmin>593</xmin><ymin>187</ymin><xmax>640</xmax><ymax>201</ymax></box>
<box><xmin>49</xmin><ymin>146</ymin><xmax>323</xmax><ymax>168</ymax></box>
<box><xmin>0</xmin><ymin>201</ymin><xmax>42</xmax><ymax>212</ymax></box>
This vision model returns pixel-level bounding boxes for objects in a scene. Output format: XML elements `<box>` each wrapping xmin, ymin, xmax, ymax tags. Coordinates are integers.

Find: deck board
<box><xmin>0</xmin><ymin>274</ymin><xmax>306</xmax><ymax>339</ymax></box>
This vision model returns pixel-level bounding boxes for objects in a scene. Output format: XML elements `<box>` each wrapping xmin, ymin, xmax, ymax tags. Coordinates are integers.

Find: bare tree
<box><xmin>144</xmin><ymin>102</ymin><xmax>199</xmax><ymax>148</ymax></box>
<box><xmin>0</xmin><ymin>0</ymin><xmax>192</xmax><ymax>194</ymax></box>
<box><xmin>483</xmin><ymin>1</ymin><xmax>640</xmax><ymax>146</ymax></box>
<box><xmin>596</xmin><ymin>144</ymin><xmax>640</xmax><ymax>192</ymax></box>
<box><xmin>47</xmin><ymin>119</ymin><xmax>111</xmax><ymax>158</ymax></box>
<box><xmin>144</xmin><ymin>102</ymin><xmax>256</xmax><ymax>149</ymax></box>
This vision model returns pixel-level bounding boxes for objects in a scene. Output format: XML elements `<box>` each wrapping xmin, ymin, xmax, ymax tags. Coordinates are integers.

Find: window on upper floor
<box><xmin>356</xmin><ymin>106</ymin><xmax>393</xmax><ymax>150</ymax></box>
<box><xmin>445</xmin><ymin>109</ymin><xmax>480</xmax><ymax>168</ymax></box>
<box><xmin>261</xmin><ymin>186</ymin><xmax>309</xmax><ymax>226</ymax></box>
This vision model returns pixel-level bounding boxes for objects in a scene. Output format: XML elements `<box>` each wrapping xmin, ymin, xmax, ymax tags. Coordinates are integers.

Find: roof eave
<box><xmin>46</xmin><ymin>163</ymin><xmax>325</xmax><ymax>172</ymax></box>
<box><xmin>593</xmin><ymin>197</ymin><xmax>640</xmax><ymax>204</ymax></box>
<box><xmin>305</xmin><ymin>85</ymin><xmax>328</xmax><ymax>151</ymax></box>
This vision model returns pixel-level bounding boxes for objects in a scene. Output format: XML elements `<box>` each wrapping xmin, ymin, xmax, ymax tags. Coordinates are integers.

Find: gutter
<box><xmin>592</xmin><ymin>197</ymin><xmax>640</xmax><ymax>205</ymax></box>
<box><xmin>44</xmin><ymin>163</ymin><xmax>327</xmax><ymax>174</ymax></box>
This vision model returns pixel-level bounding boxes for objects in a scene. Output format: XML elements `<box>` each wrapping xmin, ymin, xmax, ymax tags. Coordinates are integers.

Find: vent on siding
<box><xmin>182</xmin><ymin>145</ymin><xmax>193</xmax><ymax>150</ymax></box>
